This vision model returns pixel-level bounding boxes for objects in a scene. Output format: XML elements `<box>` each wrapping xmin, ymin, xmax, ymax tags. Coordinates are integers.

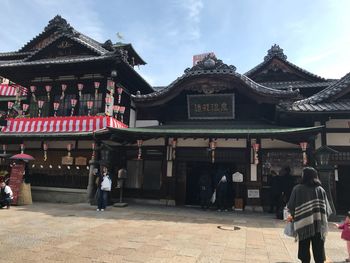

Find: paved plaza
<box><xmin>0</xmin><ymin>202</ymin><xmax>347</xmax><ymax>263</ymax></box>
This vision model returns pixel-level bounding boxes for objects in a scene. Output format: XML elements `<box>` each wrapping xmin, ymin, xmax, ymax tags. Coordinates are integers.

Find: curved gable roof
<box><xmin>132</xmin><ymin>56</ymin><xmax>300</xmax><ymax>107</ymax></box>
<box><xmin>246</xmin><ymin>44</ymin><xmax>325</xmax><ymax>82</ymax></box>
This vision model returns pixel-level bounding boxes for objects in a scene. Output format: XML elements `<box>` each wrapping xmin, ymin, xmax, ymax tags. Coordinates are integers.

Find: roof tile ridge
<box><xmin>293</xmin><ymin>72</ymin><xmax>350</xmax><ymax>105</ymax></box>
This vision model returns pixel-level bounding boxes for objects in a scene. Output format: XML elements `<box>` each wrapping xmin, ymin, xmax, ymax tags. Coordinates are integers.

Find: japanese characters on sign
<box><xmin>187</xmin><ymin>94</ymin><xmax>235</xmax><ymax>120</ymax></box>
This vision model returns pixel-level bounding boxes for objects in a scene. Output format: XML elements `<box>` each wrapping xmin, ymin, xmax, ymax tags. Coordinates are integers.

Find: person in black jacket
<box><xmin>268</xmin><ymin>170</ymin><xmax>281</xmax><ymax>214</ymax></box>
<box><xmin>199</xmin><ymin>170</ymin><xmax>211</xmax><ymax>210</ymax></box>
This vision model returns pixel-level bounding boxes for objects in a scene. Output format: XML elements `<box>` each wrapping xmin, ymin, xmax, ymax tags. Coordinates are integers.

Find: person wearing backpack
<box><xmin>97</xmin><ymin>166</ymin><xmax>112</xmax><ymax>212</ymax></box>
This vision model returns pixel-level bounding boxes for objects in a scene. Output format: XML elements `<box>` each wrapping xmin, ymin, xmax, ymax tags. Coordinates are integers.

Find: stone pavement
<box><xmin>0</xmin><ymin>203</ymin><xmax>348</xmax><ymax>263</ymax></box>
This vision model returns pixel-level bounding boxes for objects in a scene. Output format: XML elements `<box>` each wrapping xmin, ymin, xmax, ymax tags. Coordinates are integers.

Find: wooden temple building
<box><xmin>0</xmin><ymin>16</ymin><xmax>349</xmax><ymax>212</ymax></box>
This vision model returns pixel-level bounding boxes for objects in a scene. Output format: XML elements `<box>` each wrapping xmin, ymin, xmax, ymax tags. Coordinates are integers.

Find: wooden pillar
<box><xmin>87</xmin><ymin>141</ymin><xmax>100</xmax><ymax>204</ymax></box>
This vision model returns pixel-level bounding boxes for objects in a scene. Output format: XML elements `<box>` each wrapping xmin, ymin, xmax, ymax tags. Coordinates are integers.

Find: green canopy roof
<box><xmin>107</xmin><ymin>124</ymin><xmax>323</xmax><ymax>141</ymax></box>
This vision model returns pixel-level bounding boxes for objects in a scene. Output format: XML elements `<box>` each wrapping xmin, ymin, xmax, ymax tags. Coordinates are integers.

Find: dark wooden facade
<box><xmin>0</xmin><ymin>17</ymin><xmax>349</xmax><ymax>212</ymax></box>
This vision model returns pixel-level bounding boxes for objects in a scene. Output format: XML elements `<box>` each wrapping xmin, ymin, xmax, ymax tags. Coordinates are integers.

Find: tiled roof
<box><xmin>293</xmin><ymin>72</ymin><xmax>350</xmax><ymax>105</ymax></box>
<box><xmin>280</xmin><ymin>100</ymin><xmax>350</xmax><ymax>113</ymax></box>
<box><xmin>0</xmin><ymin>51</ymin><xmax>33</xmax><ymax>57</ymax></box>
<box><xmin>263</xmin><ymin>80</ymin><xmax>336</xmax><ymax>90</ymax></box>
<box><xmin>0</xmin><ymin>55</ymin><xmax>115</xmax><ymax>67</ymax></box>
<box><xmin>132</xmin><ymin>56</ymin><xmax>299</xmax><ymax>104</ymax></box>
<box><xmin>245</xmin><ymin>44</ymin><xmax>325</xmax><ymax>81</ymax></box>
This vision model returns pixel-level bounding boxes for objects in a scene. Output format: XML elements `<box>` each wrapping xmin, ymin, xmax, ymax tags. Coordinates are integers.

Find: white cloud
<box><xmin>176</xmin><ymin>0</ymin><xmax>204</xmax><ymax>41</ymax></box>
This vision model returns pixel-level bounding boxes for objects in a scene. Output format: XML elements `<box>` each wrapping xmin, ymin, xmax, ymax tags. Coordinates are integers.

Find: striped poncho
<box><xmin>287</xmin><ymin>184</ymin><xmax>333</xmax><ymax>241</ymax></box>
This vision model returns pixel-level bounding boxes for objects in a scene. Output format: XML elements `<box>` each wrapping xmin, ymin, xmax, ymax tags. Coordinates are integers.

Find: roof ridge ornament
<box><xmin>184</xmin><ymin>55</ymin><xmax>236</xmax><ymax>73</ymax></box>
<box><xmin>44</xmin><ymin>15</ymin><xmax>73</xmax><ymax>34</ymax></box>
<box><xmin>264</xmin><ymin>44</ymin><xmax>287</xmax><ymax>62</ymax></box>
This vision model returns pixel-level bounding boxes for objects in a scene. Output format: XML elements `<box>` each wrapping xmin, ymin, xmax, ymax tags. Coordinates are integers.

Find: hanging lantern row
<box><xmin>87</xmin><ymin>100</ymin><xmax>94</xmax><ymax>116</ymax></box>
<box><xmin>117</xmin><ymin>87</ymin><xmax>123</xmax><ymax>104</ymax></box>
<box><xmin>77</xmin><ymin>83</ymin><xmax>84</xmax><ymax>97</ymax></box>
<box><xmin>252</xmin><ymin>143</ymin><xmax>260</xmax><ymax>165</ymax></box>
<box><xmin>70</xmin><ymin>99</ymin><xmax>77</xmax><ymax>116</ymax></box>
<box><xmin>137</xmin><ymin>139</ymin><xmax>143</xmax><ymax>160</ymax></box>
<box><xmin>210</xmin><ymin>140</ymin><xmax>217</xmax><ymax>163</ymax></box>
<box><xmin>7</xmin><ymin>101</ymin><xmax>14</xmax><ymax>116</ymax></box>
<box><xmin>107</xmin><ymin>80</ymin><xmax>115</xmax><ymax>95</ymax></box>
<box><xmin>29</xmin><ymin>82</ymin><xmax>102</xmax><ymax>101</ymax></box>
<box><xmin>37</xmin><ymin>100</ymin><xmax>45</xmax><ymax>117</ymax></box>
<box><xmin>61</xmin><ymin>84</ymin><xmax>67</xmax><ymax>99</ymax></box>
<box><xmin>31</xmin><ymin>164</ymin><xmax>90</xmax><ymax>170</ymax></box>
<box><xmin>43</xmin><ymin>143</ymin><xmax>48</xmax><ymax>161</ymax></box>
<box><xmin>53</xmin><ymin>102</ymin><xmax>60</xmax><ymax>117</ymax></box>
<box><xmin>300</xmin><ymin>142</ymin><xmax>308</xmax><ymax>165</ymax></box>
<box><xmin>22</xmin><ymin>104</ymin><xmax>29</xmax><ymax>115</ymax></box>
<box><xmin>94</xmin><ymin>82</ymin><xmax>100</xmax><ymax>97</ymax></box>
<box><xmin>30</xmin><ymin>85</ymin><xmax>37</xmax><ymax>102</ymax></box>
<box><xmin>113</xmin><ymin>105</ymin><xmax>126</xmax><ymax>122</ymax></box>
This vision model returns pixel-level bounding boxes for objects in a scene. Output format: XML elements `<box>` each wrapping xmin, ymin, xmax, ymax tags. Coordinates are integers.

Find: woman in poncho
<box><xmin>287</xmin><ymin>167</ymin><xmax>333</xmax><ymax>263</ymax></box>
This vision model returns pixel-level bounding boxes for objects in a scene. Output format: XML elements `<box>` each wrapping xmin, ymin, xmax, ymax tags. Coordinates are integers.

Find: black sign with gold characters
<box><xmin>187</xmin><ymin>94</ymin><xmax>235</xmax><ymax>119</ymax></box>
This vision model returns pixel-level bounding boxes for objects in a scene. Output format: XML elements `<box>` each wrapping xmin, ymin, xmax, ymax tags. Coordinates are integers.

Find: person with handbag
<box><xmin>287</xmin><ymin>167</ymin><xmax>333</xmax><ymax>263</ymax></box>
<box><xmin>97</xmin><ymin>166</ymin><xmax>112</xmax><ymax>212</ymax></box>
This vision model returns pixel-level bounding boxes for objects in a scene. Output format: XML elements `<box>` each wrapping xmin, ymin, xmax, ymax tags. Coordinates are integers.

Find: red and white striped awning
<box><xmin>2</xmin><ymin>116</ymin><xmax>127</xmax><ymax>133</ymax></box>
<box><xmin>0</xmin><ymin>84</ymin><xmax>28</xmax><ymax>97</ymax></box>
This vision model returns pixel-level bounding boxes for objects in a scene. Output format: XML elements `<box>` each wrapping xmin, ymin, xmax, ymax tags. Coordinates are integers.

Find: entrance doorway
<box><xmin>185</xmin><ymin>162</ymin><xmax>240</xmax><ymax>206</ymax></box>
<box><xmin>336</xmin><ymin>165</ymin><xmax>350</xmax><ymax>212</ymax></box>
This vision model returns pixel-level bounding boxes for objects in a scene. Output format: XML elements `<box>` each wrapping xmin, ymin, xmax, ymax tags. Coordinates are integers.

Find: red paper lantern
<box><xmin>22</xmin><ymin>104</ymin><xmax>29</xmax><ymax>112</ymax></box>
<box><xmin>119</xmin><ymin>106</ymin><xmax>125</xmax><ymax>114</ymax></box>
<box><xmin>38</xmin><ymin>100</ymin><xmax>44</xmax><ymax>109</ymax></box>
<box><xmin>45</xmin><ymin>85</ymin><xmax>52</xmax><ymax>93</ymax></box>
<box><xmin>7</xmin><ymin>101</ymin><xmax>14</xmax><ymax>110</ymax></box>
<box><xmin>77</xmin><ymin>83</ymin><xmax>84</xmax><ymax>97</ymax></box>
<box><xmin>71</xmin><ymin>99</ymin><xmax>77</xmax><ymax>107</ymax></box>
<box><xmin>30</xmin><ymin>85</ymin><xmax>36</xmax><ymax>93</ymax></box>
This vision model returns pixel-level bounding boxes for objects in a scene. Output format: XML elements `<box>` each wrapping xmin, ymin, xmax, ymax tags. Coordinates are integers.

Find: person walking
<box><xmin>97</xmin><ymin>167</ymin><xmax>112</xmax><ymax>212</ymax></box>
<box><xmin>287</xmin><ymin>166</ymin><xmax>333</xmax><ymax>263</ymax></box>
<box><xmin>334</xmin><ymin>211</ymin><xmax>350</xmax><ymax>262</ymax></box>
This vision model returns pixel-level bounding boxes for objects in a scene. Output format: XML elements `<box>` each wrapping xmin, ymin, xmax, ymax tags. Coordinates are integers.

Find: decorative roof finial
<box><xmin>44</xmin><ymin>15</ymin><xmax>72</xmax><ymax>33</ymax></box>
<box><xmin>264</xmin><ymin>44</ymin><xmax>287</xmax><ymax>61</ymax></box>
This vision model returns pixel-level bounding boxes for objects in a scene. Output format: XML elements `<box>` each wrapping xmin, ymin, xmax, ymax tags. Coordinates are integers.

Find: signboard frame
<box><xmin>187</xmin><ymin>94</ymin><xmax>235</xmax><ymax>120</ymax></box>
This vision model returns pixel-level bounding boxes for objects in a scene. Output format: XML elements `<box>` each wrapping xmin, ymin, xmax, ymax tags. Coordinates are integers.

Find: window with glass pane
<box><xmin>29</xmin><ymin>96</ymin><xmax>50</xmax><ymax>117</ymax></box>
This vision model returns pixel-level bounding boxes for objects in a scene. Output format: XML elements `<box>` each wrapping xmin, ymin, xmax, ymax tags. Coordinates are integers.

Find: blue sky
<box><xmin>0</xmin><ymin>0</ymin><xmax>349</xmax><ymax>86</ymax></box>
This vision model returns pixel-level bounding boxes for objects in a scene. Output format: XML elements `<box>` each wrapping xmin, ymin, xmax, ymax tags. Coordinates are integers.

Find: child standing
<box><xmin>334</xmin><ymin>211</ymin><xmax>350</xmax><ymax>262</ymax></box>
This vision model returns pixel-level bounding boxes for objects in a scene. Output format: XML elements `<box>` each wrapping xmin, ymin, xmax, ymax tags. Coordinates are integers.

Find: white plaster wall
<box><xmin>47</xmin><ymin>140</ymin><xmax>77</xmax><ymax>149</ymax></box>
<box><xmin>142</xmin><ymin>138</ymin><xmax>165</xmax><ymax>146</ymax></box>
<box><xmin>261</xmin><ymin>139</ymin><xmax>299</xmax><ymax>149</ymax></box>
<box><xmin>327</xmin><ymin>133</ymin><xmax>350</xmax><ymax>146</ymax></box>
<box><xmin>177</xmin><ymin>138</ymin><xmax>209</xmax><ymax>147</ymax></box>
<box><xmin>135</xmin><ymin>120</ymin><xmax>159</xmax><ymax>127</ymax></box>
<box><xmin>215</xmin><ymin>139</ymin><xmax>246</xmax><ymax>148</ymax></box>
<box><xmin>24</xmin><ymin>141</ymin><xmax>41</xmax><ymax>149</ymax></box>
<box><xmin>326</xmin><ymin>119</ymin><xmax>350</xmax><ymax>128</ymax></box>
<box><xmin>129</xmin><ymin>109</ymin><xmax>136</xmax><ymax>128</ymax></box>
<box><xmin>77</xmin><ymin>140</ymin><xmax>94</xmax><ymax>149</ymax></box>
